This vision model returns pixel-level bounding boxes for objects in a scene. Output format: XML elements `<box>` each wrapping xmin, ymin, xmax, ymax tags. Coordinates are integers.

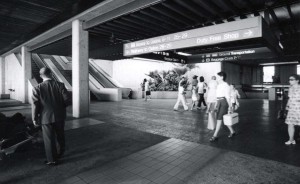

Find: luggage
<box><xmin>223</xmin><ymin>113</ymin><xmax>239</xmax><ymax>126</ymax></box>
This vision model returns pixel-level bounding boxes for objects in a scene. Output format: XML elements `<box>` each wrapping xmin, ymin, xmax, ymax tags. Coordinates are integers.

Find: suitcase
<box><xmin>223</xmin><ymin>113</ymin><xmax>239</xmax><ymax>126</ymax></box>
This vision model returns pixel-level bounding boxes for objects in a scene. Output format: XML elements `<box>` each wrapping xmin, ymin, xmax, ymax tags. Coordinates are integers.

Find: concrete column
<box><xmin>72</xmin><ymin>19</ymin><xmax>89</xmax><ymax>118</ymax></box>
<box><xmin>21</xmin><ymin>47</ymin><xmax>32</xmax><ymax>103</ymax></box>
<box><xmin>0</xmin><ymin>57</ymin><xmax>5</xmax><ymax>94</ymax></box>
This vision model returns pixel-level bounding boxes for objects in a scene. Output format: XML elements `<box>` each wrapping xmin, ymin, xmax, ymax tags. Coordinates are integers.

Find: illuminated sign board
<box><xmin>138</xmin><ymin>51</ymin><xmax>187</xmax><ymax>64</ymax></box>
<box><xmin>189</xmin><ymin>47</ymin><xmax>274</xmax><ymax>63</ymax></box>
<box><xmin>124</xmin><ymin>17</ymin><xmax>262</xmax><ymax>56</ymax></box>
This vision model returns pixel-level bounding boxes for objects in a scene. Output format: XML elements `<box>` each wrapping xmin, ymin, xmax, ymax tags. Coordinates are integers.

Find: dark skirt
<box><xmin>146</xmin><ymin>91</ymin><xmax>151</xmax><ymax>95</ymax></box>
<box><xmin>216</xmin><ymin>98</ymin><xmax>229</xmax><ymax>120</ymax></box>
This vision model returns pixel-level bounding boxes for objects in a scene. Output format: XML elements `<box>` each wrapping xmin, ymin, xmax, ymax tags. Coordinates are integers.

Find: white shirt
<box><xmin>207</xmin><ymin>80</ymin><xmax>217</xmax><ymax>103</ymax></box>
<box><xmin>216</xmin><ymin>82</ymin><xmax>230</xmax><ymax>99</ymax></box>
<box><xmin>145</xmin><ymin>81</ymin><xmax>149</xmax><ymax>91</ymax></box>
<box><xmin>197</xmin><ymin>82</ymin><xmax>206</xmax><ymax>94</ymax></box>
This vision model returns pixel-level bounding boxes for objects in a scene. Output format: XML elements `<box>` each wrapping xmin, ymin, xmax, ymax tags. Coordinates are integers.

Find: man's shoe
<box><xmin>44</xmin><ymin>161</ymin><xmax>58</xmax><ymax>166</ymax></box>
<box><xmin>285</xmin><ymin>140</ymin><xmax>296</xmax><ymax>145</ymax></box>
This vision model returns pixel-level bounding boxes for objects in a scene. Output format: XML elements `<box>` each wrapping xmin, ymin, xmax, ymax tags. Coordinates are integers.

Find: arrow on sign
<box><xmin>243</xmin><ymin>30</ymin><xmax>253</xmax><ymax>37</ymax></box>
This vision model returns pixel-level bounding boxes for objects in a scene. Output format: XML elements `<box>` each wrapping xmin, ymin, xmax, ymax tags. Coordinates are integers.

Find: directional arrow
<box><xmin>243</xmin><ymin>30</ymin><xmax>253</xmax><ymax>37</ymax></box>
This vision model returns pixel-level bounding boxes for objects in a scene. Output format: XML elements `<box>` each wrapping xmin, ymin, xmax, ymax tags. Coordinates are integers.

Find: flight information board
<box><xmin>124</xmin><ymin>17</ymin><xmax>262</xmax><ymax>56</ymax></box>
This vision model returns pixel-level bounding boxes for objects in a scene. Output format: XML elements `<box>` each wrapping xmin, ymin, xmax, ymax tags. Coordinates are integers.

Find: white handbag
<box><xmin>223</xmin><ymin>112</ymin><xmax>239</xmax><ymax>126</ymax></box>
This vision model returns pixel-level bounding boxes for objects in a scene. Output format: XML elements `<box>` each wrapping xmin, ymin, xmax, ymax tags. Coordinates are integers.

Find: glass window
<box><xmin>297</xmin><ymin>65</ymin><xmax>300</xmax><ymax>75</ymax></box>
<box><xmin>263</xmin><ymin>66</ymin><xmax>275</xmax><ymax>83</ymax></box>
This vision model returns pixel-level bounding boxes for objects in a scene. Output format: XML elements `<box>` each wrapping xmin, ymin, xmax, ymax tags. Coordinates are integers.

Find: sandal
<box><xmin>209</xmin><ymin>136</ymin><xmax>218</xmax><ymax>142</ymax></box>
<box><xmin>228</xmin><ymin>132</ymin><xmax>236</xmax><ymax>138</ymax></box>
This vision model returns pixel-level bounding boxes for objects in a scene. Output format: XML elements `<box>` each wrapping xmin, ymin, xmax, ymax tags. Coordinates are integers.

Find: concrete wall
<box><xmin>93</xmin><ymin>59</ymin><xmax>113</xmax><ymax>77</ymax></box>
<box><xmin>4</xmin><ymin>54</ymin><xmax>23</xmax><ymax>101</ymax></box>
<box><xmin>112</xmin><ymin>58</ymin><xmax>221</xmax><ymax>89</ymax></box>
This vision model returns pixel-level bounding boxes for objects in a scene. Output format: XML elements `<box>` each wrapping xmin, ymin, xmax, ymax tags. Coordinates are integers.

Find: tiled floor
<box><xmin>1</xmin><ymin>99</ymin><xmax>300</xmax><ymax>184</ymax></box>
<box><xmin>60</xmin><ymin>138</ymin><xmax>220</xmax><ymax>184</ymax></box>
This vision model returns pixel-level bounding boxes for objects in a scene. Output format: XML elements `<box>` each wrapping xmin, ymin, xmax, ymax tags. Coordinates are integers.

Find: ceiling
<box><xmin>0</xmin><ymin>0</ymin><xmax>105</xmax><ymax>54</ymax></box>
<box><xmin>2</xmin><ymin>0</ymin><xmax>300</xmax><ymax>64</ymax></box>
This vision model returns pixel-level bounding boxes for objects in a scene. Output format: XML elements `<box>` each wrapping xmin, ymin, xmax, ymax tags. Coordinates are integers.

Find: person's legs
<box><xmin>54</xmin><ymin>121</ymin><xmax>65</xmax><ymax>156</ymax></box>
<box><xmin>199</xmin><ymin>94</ymin><xmax>206</xmax><ymax>108</ymax></box>
<box><xmin>174</xmin><ymin>96</ymin><xmax>180</xmax><ymax>110</ymax></box>
<box><xmin>190</xmin><ymin>101</ymin><xmax>195</xmax><ymax>110</ymax></box>
<box><xmin>180</xmin><ymin>95</ymin><xmax>188</xmax><ymax>110</ymax></box>
<box><xmin>213</xmin><ymin>120</ymin><xmax>222</xmax><ymax>137</ymax></box>
<box><xmin>42</xmin><ymin>124</ymin><xmax>57</xmax><ymax>162</ymax></box>
<box><xmin>144</xmin><ymin>91</ymin><xmax>147</xmax><ymax>101</ymax></box>
<box><xmin>288</xmin><ymin>124</ymin><xmax>295</xmax><ymax>141</ymax></box>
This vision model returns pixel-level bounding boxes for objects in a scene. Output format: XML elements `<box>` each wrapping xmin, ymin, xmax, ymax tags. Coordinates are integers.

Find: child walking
<box><xmin>190</xmin><ymin>85</ymin><xmax>199</xmax><ymax>110</ymax></box>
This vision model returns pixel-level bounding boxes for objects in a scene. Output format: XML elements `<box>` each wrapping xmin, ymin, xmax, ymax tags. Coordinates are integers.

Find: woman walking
<box><xmin>285</xmin><ymin>74</ymin><xmax>300</xmax><ymax>145</ymax></box>
<box><xmin>210</xmin><ymin>72</ymin><xmax>235</xmax><ymax>142</ymax></box>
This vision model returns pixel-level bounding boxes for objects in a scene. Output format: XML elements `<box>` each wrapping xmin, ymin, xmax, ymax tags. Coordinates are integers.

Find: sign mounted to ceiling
<box><xmin>124</xmin><ymin>16</ymin><xmax>263</xmax><ymax>56</ymax></box>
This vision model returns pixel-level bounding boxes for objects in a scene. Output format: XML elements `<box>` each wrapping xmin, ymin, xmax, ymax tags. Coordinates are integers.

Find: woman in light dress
<box><xmin>285</xmin><ymin>74</ymin><xmax>300</xmax><ymax>145</ymax></box>
<box><xmin>206</xmin><ymin>76</ymin><xmax>218</xmax><ymax>130</ymax></box>
<box><xmin>230</xmin><ymin>84</ymin><xmax>240</xmax><ymax>111</ymax></box>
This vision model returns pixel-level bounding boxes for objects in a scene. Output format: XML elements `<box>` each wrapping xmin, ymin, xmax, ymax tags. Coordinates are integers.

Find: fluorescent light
<box><xmin>177</xmin><ymin>52</ymin><xmax>192</xmax><ymax>56</ymax></box>
<box><xmin>259</xmin><ymin>61</ymin><xmax>299</xmax><ymax>66</ymax></box>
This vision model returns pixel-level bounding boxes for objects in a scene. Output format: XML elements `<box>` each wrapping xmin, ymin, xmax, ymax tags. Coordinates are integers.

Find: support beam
<box><xmin>21</xmin><ymin>46</ymin><xmax>32</xmax><ymax>103</ymax></box>
<box><xmin>0</xmin><ymin>57</ymin><xmax>5</xmax><ymax>94</ymax></box>
<box><xmin>72</xmin><ymin>20</ymin><xmax>89</xmax><ymax>118</ymax></box>
<box><xmin>29</xmin><ymin>29</ymin><xmax>71</xmax><ymax>51</ymax></box>
<box><xmin>84</xmin><ymin>0</ymin><xmax>163</xmax><ymax>29</ymax></box>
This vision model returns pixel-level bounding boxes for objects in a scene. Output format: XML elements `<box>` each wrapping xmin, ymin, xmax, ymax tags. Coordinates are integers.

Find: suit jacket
<box><xmin>32</xmin><ymin>79</ymin><xmax>71</xmax><ymax>124</ymax></box>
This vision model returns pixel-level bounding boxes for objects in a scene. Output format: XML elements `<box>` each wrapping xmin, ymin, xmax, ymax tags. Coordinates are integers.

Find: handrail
<box><xmin>89</xmin><ymin>60</ymin><xmax>118</xmax><ymax>88</ymax></box>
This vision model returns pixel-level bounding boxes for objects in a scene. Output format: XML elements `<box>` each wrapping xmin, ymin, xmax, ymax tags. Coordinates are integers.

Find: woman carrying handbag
<box><xmin>285</xmin><ymin>74</ymin><xmax>300</xmax><ymax>145</ymax></box>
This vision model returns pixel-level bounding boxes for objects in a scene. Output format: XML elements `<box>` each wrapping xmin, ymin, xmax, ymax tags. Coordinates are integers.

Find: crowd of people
<box><xmin>26</xmin><ymin>67</ymin><xmax>300</xmax><ymax>166</ymax></box>
<box><xmin>172</xmin><ymin>72</ymin><xmax>240</xmax><ymax>142</ymax></box>
<box><xmin>171</xmin><ymin>72</ymin><xmax>300</xmax><ymax>144</ymax></box>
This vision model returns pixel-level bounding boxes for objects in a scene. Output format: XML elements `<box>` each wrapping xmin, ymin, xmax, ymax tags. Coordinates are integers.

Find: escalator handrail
<box><xmin>89</xmin><ymin>61</ymin><xmax>118</xmax><ymax>88</ymax></box>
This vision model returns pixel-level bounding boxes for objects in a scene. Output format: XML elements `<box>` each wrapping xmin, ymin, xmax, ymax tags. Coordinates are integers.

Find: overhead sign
<box><xmin>124</xmin><ymin>17</ymin><xmax>262</xmax><ymax>56</ymax></box>
<box><xmin>138</xmin><ymin>51</ymin><xmax>187</xmax><ymax>64</ymax></box>
<box><xmin>189</xmin><ymin>47</ymin><xmax>274</xmax><ymax>63</ymax></box>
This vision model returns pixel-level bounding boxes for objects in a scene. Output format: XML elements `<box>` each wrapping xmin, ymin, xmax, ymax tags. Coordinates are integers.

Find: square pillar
<box><xmin>0</xmin><ymin>57</ymin><xmax>5</xmax><ymax>95</ymax></box>
<box><xmin>72</xmin><ymin>19</ymin><xmax>89</xmax><ymax>118</ymax></box>
<box><xmin>21</xmin><ymin>46</ymin><xmax>32</xmax><ymax>103</ymax></box>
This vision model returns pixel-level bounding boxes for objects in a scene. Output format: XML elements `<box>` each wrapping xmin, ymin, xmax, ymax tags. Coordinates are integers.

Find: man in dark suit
<box><xmin>32</xmin><ymin>67</ymin><xmax>71</xmax><ymax>165</ymax></box>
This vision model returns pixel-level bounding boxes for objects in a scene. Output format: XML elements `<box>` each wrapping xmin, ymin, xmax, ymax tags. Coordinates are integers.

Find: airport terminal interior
<box><xmin>1</xmin><ymin>0</ymin><xmax>300</xmax><ymax>184</ymax></box>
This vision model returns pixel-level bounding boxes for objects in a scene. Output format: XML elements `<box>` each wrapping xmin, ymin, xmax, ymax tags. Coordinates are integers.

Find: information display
<box><xmin>139</xmin><ymin>51</ymin><xmax>187</xmax><ymax>64</ymax></box>
<box><xmin>189</xmin><ymin>47</ymin><xmax>273</xmax><ymax>63</ymax></box>
<box><xmin>124</xmin><ymin>17</ymin><xmax>262</xmax><ymax>56</ymax></box>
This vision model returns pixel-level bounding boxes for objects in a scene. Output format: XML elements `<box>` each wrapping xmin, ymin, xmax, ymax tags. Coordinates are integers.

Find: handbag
<box><xmin>277</xmin><ymin>109</ymin><xmax>288</xmax><ymax>120</ymax></box>
<box><xmin>223</xmin><ymin>112</ymin><xmax>239</xmax><ymax>126</ymax></box>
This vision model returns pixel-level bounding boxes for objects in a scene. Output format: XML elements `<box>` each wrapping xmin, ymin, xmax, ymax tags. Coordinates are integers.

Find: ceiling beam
<box><xmin>268</xmin><ymin>8</ymin><xmax>285</xmax><ymax>35</ymax></box>
<box><xmin>112</xmin><ymin>19</ymin><xmax>156</xmax><ymax>35</ymax></box>
<box><xmin>84</xmin><ymin>0</ymin><xmax>164</xmax><ymax>29</ymax></box>
<box><xmin>192</xmin><ymin>0</ymin><xmax>228</xmax><ymax>19</ymax></box>
<box><xmin>174</xmin><ymin>0</ymin><xmax>212</xmax><ymax>19</ymax></box>
<box><xmin>97</xmin><ymin>25</ymin><xmax>140</xmax><ymax>38</ymax></box>
<box><xmin>121</xmin><ymin>17</ymin><xmax>165</xmax><ymax>34</ymax></box>
<box><xmin>29</xmin><ymin>29</ymin><xmax>71</xmax><ymax>51</ymax></box>
<box><xmin>140</xmin><ymin>10</ymin><xmax>181</xmax><ymax>29</ymax></box>
<box><xmin>104</xmin><ymin>22</ymin><xmax>151</xmax><ymax>37</ymax></box>
<box><xmin>150</xmin><ymin>6</ymin><xmax>189</xmax><ymax>26</ymax></box>
<box><xmin>130</xmin><ymin>13</ymin><xmax>173</xmax><ymax>32</ymax></box>
<box><xmin>221</xmin><ymin>0</ymin><xmax>243</xmax><ymax>17</ymax></box>
<box><xmin>1</xmin><ymin>0</ymin><xmax>139</xmax><ymax>57</ymax></box>
<box><xmin>286</xmin><ymin>0</ymin><xmax>298</xmax><ymax>33</ymax></box>
<box><xmin>161</xmin><ymin>2</ymin><xmax>198</xmax><ymax>23</ymax></box>
<box><xmin>93</xmin><ymin>27</ymin><xmax>134</xmax><ymax>39</ymax></box>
